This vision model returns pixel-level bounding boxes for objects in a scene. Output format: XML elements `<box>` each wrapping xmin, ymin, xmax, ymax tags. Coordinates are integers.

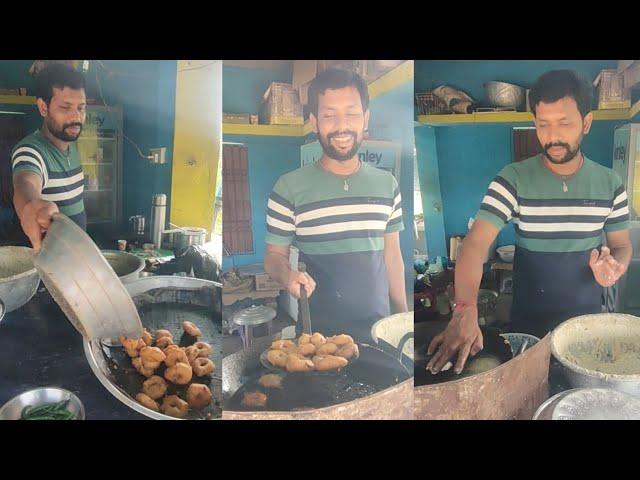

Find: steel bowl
<box><xmin>371</xmin><ymin>311</ymin><xmax>414</xmax><ymax>361</ymax></box>
<box><xmin>0</xmin><ymin>246</ymin><xmax>40</xmax><ymax>313</ymax></box>
<box><xmin>101</xmin><ymin>250</ymin><xmax>145</xmax><ymax>283</ymax></box>
<box><xmin>551</xmin><ymin>388</ymin><xmax>640</xmax><ymax>420</ymax></box>
<box><xmin>0</xmin><ymin>387</ymin><xmax>85</xmax><ymax>420</ymax></box>
<box><xmin>532</xmin><ymin>389</ymin><xmax>578</xmax><ymax>420</ymax></box>
<box><xmin>551</xmin><ymin>313</ymin><xmax>640</xmax><ymax>398</ymax></box>
<box><xmin>496</xmin><ymin>245</ymin><xmax>515</xmax><ymax>263</ymax></box>
<box><xmin>501</xmin><ymin>333</ymin><xmax>540</xmax><ymax>357</ymax></box>
<box><xmin>484</xmin><ymin>81</ymin><xmax>526</xmax><ymax>109</ymax></box>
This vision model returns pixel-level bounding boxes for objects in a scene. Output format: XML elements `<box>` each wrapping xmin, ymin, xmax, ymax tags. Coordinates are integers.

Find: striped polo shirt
<box><xmin>11</xmin><ymin>130</ymin><xmax>86</xmax><ymax>230</ymax></box>
<box><xmin>266</xmin><ymin>161</ymin><xmax>403</xmax><ymax>341</ymax></box>
<box><xmin>476</xmin><ymin>154</ymin><xmax>630</xmax><ymax>337</ymax></box>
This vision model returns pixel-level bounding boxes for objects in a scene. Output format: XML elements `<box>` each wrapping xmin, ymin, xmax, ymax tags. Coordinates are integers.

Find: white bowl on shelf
<box><xmin>496</xmin><ymin>245</ymin><xmax>515</xmax><ymax>263</ymax></box>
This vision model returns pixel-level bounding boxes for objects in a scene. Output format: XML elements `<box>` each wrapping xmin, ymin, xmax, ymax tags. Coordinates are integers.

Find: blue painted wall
<box><xmin>223</xmin><ymin>65</ymin><xmax>292</xmax><ymax>114</ymax></box>
<box><xmin>222</xmin><ymin>135</ymin><xmax>303</xmax><ymax>268</ymax></box>
<box><xmin>415</xmin><ymin>60</ymin><xmax>625</xmax><ymax>256</ymax></box>
<box><xmin>367</xmin><ymin>81</ymin><xmax>415</xmax><ymax>291</ymax></box>
<box><xmin>222</xmin><ymin>65</ymin><xmax>299</xmax><ymax>269</ymax></box>
<box><xmin>0</xmin><ymin>60</ymin><xmax>177</xmax><ymax>232</ymax></box>
<box><xmin>415</xmin><ymin>126</ymin><xmax>447</xmax><ymax>258</ymax></box>
<box><xmin>84</xmin><ymin>60</ymin><xmax>177</xmax><ymax>227</ymax></box>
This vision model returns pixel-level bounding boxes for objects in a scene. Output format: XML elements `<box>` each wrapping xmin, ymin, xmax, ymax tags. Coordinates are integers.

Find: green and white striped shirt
<box><xmin>266</xmin><ymin>161</ymin><xmax>403</xmax><ymax>341</ymax></box>
<box><xmin>11</xmin><ymin>130</ymin><xmax>86</xmax><ymax>229</ymax></box>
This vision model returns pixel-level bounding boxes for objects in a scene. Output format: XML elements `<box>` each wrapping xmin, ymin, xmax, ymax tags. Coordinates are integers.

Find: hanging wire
<box><xmin>95</xmin><ymin>60</ymin><xmax>152</xmax><ymax>79</ymax></box>
<box><xmin>177</xmin><ymin>61</ymin><xmax>218</xmax><ymax>73</ymax></box>
<box><xmin>93</xmin><ymin>64</ymin><xmax>153</xmax><ymax>160</ymax></box>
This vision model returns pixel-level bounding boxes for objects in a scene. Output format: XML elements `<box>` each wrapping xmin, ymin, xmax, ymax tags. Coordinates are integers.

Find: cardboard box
<box><xmin>299</xmin><ymin>80</ymin><xmax>312</xmax><ymax>106</ymax></box>
<box><xmin>223</xmin><ymin>112</ymin><xmax>252</xmax><ymax>124</ymax></box>
<box><xmin>618</xmin><ymin>60</ymin><xmax>640</xmax><ymax>90</ymax></box>
<box><xmin>618</xmin><ymin>60</ymin><xmax>637</xmax><ymax>73</ymax></box>
<box><xmin>260</xmin><ymin>82</ymin><xmax>303</xmax><ymax>125</ymax></box>
<box><xmin>293</xmin><ymin>60</ymin><xmax>318</xmax><ymax>105</ymax></box>
<box><xmin>593</xmin><ymin>69</ymin><xmax>631</xmax><ymax>110</ymax></box>
<box><xmin>363</xmin><ymin>60</ymin><xmax>404</xmax><ymax>82</ymax></box>
<box><xmin>317</xmin><ymin>60</ymin><xmax>363</xmax><ymax>74</ymax></box>
<box><xmin>254</xmin><ymin>272</ymin><xmax>281</xmax><ymax>291</ymax></box>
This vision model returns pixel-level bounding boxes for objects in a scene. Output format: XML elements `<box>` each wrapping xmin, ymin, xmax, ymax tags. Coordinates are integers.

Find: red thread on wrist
<box><xmin>454</xmin><ymin>301</ymin><xmax>472</xmax><ymax>311</ymax></box>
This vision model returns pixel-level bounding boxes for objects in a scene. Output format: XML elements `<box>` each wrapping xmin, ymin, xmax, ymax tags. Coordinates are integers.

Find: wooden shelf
<box><xmin>418</xmin><ymin>108</ymin><xmax>631</xmax><ymax>126</ymax></box>
<box><xmin>78</xmin><ymin>136</ymin><xmax>116</xmax><ymax>141</ymax></box>
<box><xmin>0</xmin><ymin>95</ymin><xmax>35</xmax><ymax>105</ymax></box>
<box><xmin>630</xmin><ymin>99</ymin><xmax>640</xmax><ymax>119</ymax></box>
<box><xmin>368</xmin><ymin>60</ymin><xmax>413</xmax><ymax>100</ymax></box>
<box><xmin>222</xmin><ymin>123</ymin><xmax>305</xmax><ymax>137</ymax></box>
<box><xmin>222</xmin><ymin>288</ymin><xmax>281</xmax><ymax>306</ymax></box>
<box><xmin>419</xmin><ymin>103</ymin><xmax>639</xmax><ymax>127</ymax></box>
<box><xmin>223</xmin><ymin>61</ymin><xmax>414</xmax><ymax>137</ymax></box>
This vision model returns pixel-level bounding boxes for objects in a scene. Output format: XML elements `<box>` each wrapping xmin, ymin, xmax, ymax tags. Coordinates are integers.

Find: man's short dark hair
<box><xmin>35</xmin><ymin>63</ymin><xmax>86</xmax><ymax>104</ymax></box>
<box><xmin>308</xmin><ymin>68</ymin><xmax>369</xmax><ymax>117</ymax></box>
<box><xmin>529</xmin><ymin>70</ymin><xmax>592</xmax><ymax>118</ymax></box>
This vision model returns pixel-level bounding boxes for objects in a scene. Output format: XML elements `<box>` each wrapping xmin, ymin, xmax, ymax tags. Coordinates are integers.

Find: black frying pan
<box><xmin>225</xmin><ymin>343</ymin><xmax>411</xmax><ymax>411</ymax></box>
<box><xmin>414</xmin><ymin>321</ymin><xmax>512</xmax><ymax>387</ymax></box>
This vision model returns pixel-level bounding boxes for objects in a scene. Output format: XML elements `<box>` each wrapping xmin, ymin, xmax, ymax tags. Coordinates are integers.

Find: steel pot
<box><xmin>0</xmin><ymin>246</ymin><xmax>40</xmax><ymax>312</ymax></box>
<box><xmin>101</xmin><ymin>250</ymin><xmax>145</xmax><ymax>283</ymax></box>
<box><xmin>551</xmin><ymin>313</ymin><xmax>640</xmax><ymax>398</ymax></box>
<box><xmin>168</xmin><ymin>226</ymin><xmax>208</xmax><ymax>255</ymax></box>
<box><xmin>484</xmin><ymin>81</ymin><xmax>526</xmax><ymax>109</ymax></box>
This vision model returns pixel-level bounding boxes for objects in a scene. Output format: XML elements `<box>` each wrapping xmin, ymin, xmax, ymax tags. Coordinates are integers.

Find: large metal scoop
<box><xmin>33</xmin><ymin>213</ymin><xmax>143</xmax><ymax>340</ymax></box>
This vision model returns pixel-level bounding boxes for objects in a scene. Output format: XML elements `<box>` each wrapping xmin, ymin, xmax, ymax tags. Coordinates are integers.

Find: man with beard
<box><xmin>12</xmin><ymin>64</ymin><xmax>87</xmax><ymax>251</ymax></box>
<box><xmin>427</xmin><ymin>70</ymin><xmax>632</xmax><ymax>374</ymax></box>
<box><xmin>264</xmin><ymin>68</ymin><xmax>407</xmax><ymax>342</ymax></box>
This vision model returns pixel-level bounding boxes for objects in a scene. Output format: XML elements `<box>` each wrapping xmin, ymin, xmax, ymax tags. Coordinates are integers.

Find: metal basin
<box><xmin>414</xmin><ymin>331</ymin><xmax>551</xmax><ymax>420</ymax></box>
<box><xmin>0</xmin><ymin>246</ymin><xmax>40</xmax><ymax>313</ymax></box>
<box><xmin>551</xmin><ymin>388</ymin><xmax>640</xmax><ymax>420</ymax></box>
<box><xmin>551</xmin><ymin>313</ymin><xmax>640</xmax><ymax>398</ymax></box>
<box><xmin>484</xmin><ymin>81</ymin><xmax>526</xmax><ymax>109</ymax></box>
<box><xmin>501</xmin><ymin>333</ymin><xmax>540</xmax><ymax>356</ymax></box>
<box><xmin>101</xmin><ymin>250</ymin><xmax>145</xmax><ymax>283</ymax></box>
<box><xmin>0</xmin><ymin>387</ymin><xmax>85</xmax><ymax>420</ymax></box>
<box><xmin>532</xmin><ymin>389</ymin><xmax>577</xmax><ymax>420</ymax></box>
<box><xmin>371</xmin><ymin>311</ymin><xmax>414</xmax><ymax>362</ymax></box>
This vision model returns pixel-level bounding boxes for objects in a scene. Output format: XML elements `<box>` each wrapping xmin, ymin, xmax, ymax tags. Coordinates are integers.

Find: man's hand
<box><xmin>426</xmin><ymin>305</ymin><xmax>483</xmax><ymax>374</ymax></box>
<box><xmin>19</xmin><ymin>199</ymin><xmax>59</xmax><ymax>252</ymax></box>
<box><xmin>589</xmin><ymin>246</ymin><xmax>626</xmax><ymax>287</ymax></box>
<box><xmin>286</xmin><ymin>270</ymin><xmax>316</xmax><ymax>299</ymax></box>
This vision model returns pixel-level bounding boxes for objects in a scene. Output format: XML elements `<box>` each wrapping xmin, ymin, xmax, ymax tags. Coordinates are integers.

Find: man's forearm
<box><xmin>13</xmin><ymin>175</ymin><xmax>42</xmax><ymax>220</ymax></box>
<box><xmin>611</xmin><ymin>244</ymin><xmax>633</xmax><ymax>274</ymax></box>
<box><xmin>264</xmin><ymin>250</ymin><xmax>292</xmax><ymax>288</ymax></box>
<box><xmin>453</xmin><ymin>239</ymin><xmax>486</xmax><ymax>304</ymax></box>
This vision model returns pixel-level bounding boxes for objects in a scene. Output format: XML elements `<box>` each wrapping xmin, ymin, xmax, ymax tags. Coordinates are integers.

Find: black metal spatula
<box><xmin>298</xmin><ymin>264</ymin><xmax>312</xmax><ymax>335</ymax></box>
